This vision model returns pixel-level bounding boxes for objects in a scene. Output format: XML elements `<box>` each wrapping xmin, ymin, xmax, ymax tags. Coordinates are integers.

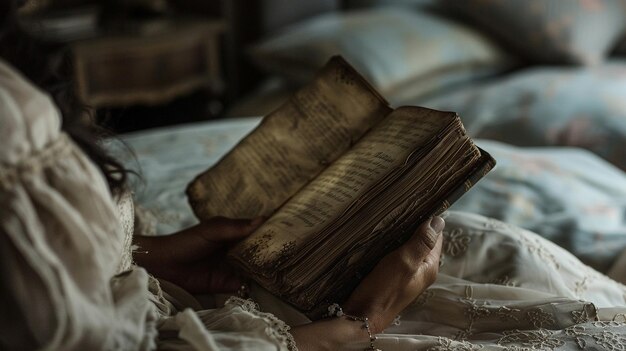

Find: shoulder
<box><xmin>0</xmin><ymin>59</ymin><xmax>61</xmax><ymax>165</ymax></box>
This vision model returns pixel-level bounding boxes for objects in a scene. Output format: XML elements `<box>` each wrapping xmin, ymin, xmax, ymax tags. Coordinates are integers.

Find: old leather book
<box><xmin>187</xmin><ymin>56</ymin><xmax>495</xmax><ymax>318</ymax></box>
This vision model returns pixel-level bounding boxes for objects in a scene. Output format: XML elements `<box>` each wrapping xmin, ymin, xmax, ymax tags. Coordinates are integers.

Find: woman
<box><xmin>3</xmin><ymin>1</ymin><xmax>626</xmax><ymax>350</ymax></box>
<box><xmin>0</xmin><ymin>2</ymin><xmax>442</xmax><ymax>350</ymax></box>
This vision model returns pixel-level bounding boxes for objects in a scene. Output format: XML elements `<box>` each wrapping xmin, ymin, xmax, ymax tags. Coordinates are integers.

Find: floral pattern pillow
<box><xmin>421</xmin><ymin>60</ymin><xmax>626</xmax><ymax>172</ymax></box>
<box><xmin>453</xmin><ymin>139</ymin><xmax>626</xmax><ymax>273</ymax></box>
<box><xmin>249</xmin><ymin>7</ymin><xmax>513</xmax><ymax>102</ymax></box>
<box><xmin>440</xmin><ymin>0</ymin><xmax>626</xmax><ymax>65</ymax></box>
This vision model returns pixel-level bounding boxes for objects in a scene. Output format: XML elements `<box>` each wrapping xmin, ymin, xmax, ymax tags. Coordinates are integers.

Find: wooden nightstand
<box><xmin>72</xmin><ymin>19</ymin><xmax>225</xmax><ymax>108</ymax></box>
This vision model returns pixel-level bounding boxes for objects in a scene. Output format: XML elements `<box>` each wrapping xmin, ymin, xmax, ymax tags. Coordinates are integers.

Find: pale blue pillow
<box><xmin>422</xmin><ymin>61</ymin><xmax>626</xmax><ymax>172</ymax></box>
<box><xmin>250</xmin><ymin>7</ymin><xmax>514</xmax><ymax>102</ymax></box>
<box><xmin>440</xmin><ymin>0</ymin><xmax>626</xmax><ymax>65</ymax></box>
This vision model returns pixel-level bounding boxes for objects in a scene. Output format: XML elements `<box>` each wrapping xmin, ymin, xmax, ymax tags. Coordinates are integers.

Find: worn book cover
<box><xmin>187</xmin><ymin>56</ymin><xmax>496</xmax><ymax>318</ymax></box>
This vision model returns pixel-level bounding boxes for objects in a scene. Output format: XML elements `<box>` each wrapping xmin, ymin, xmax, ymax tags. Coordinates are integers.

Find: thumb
<box><xmin>403</xmin><ymin>216</ymin><xmax>445</xmax><ymax>259</ymax></box>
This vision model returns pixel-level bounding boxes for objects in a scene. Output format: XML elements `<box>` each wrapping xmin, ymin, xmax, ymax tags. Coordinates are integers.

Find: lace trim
<box><xmin>225</xmin><ymin>296</ymin><xmax>299</xmax><ymax>351</ymax></box>
<box><xmin>145</xmin><ymin>273</ymin><xmax>173</xmax><ymax>318</ymax></box>
<box><xmin>115</xmin><ymin>191</ymin><xmax>135</xmax><ymax>273</ymax></box>
<box><xmin>0</xmin><ymin>133</ymin><xmax>73</xmax><ymax>189</ymax></box>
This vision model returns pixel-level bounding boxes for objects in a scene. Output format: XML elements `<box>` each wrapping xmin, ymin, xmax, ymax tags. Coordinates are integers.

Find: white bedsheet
<box><xmin>109</xmin><ymin>118</ymin><xmax>626</xmax><ymax>273</ymax></box>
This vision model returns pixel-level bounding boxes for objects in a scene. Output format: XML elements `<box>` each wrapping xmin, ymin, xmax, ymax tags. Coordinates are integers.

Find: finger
<box><xmin>419</xmin><ymin>232</ymin><xmax>443</xmax><ymax>285</ymax></box>
<box><xmin>199</xmin><ymin>216</ymin><xmax>266</xmax><ymax>242</ymax></box>
<box><xmin>403</xmin><ymin>216</ymin><xmax>445</xmax><ymax>260</ymax></box>
<box><xmin>343</xmin><ymin>219</ymin><xmax>443</xmax><ymax>311</ymax></box>
<box><xmin>171</xmin><ymin>217</ymin><xmax>266</xmax><ymax>260</ymax></box>
<box><xmin>427</xmin><ymin>232</ymin><xmax>444</xmax><ymax>266</ymax></box>
<box><xmin>344</xmin><ymin>229</ymin><xmax>443</xmax><ymax>333</ymax></box>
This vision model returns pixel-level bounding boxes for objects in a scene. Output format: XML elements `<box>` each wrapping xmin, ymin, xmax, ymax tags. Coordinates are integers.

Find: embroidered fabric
<box><xmin>115</xmin><ymin>190</ymin><xmax>136</xmax><ymax>273</ymax></box>
<box><xmin>226</xmin><ymin>296</ymin><xmax>299</xmax><ymax>351</ymax></box>
<box><xmin>369</xmin><ymin>211</ymin><xmax>626</xmax><ymax>350</ymax></box>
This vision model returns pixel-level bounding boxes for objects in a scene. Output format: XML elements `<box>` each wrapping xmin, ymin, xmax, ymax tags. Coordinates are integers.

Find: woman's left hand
<box><xmin>133</xmin><ymin>217</ymin><xmax>264</xmax><ymax>294</ymax></box>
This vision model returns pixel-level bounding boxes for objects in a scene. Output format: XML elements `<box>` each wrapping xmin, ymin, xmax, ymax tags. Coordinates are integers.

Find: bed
<box><xmin>110</xmin><ymin>0</ymin><xmax>626</xmax><ymax>280</ymax></box>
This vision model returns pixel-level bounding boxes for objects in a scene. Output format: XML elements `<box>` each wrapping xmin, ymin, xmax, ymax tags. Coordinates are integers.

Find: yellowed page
<box><xmin>187</xmin><ymin>57</ymin><xmax>391</xmax><ymax>219</ymax></box>
<box><xmin>231</xmin><ymin>106</ymin><xmax>456</xmax><ymax>269</ymax></box>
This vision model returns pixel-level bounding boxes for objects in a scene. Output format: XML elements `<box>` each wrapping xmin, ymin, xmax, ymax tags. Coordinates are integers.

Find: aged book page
<box><xmin>187</xmin><ymin>57</ymin><xmax>392</xmax><ymax>219</ymax></box>
<box><xmin>229</xmin><ymin>106</ymin><xmax>457</xmax><ymax>273</ymax></box>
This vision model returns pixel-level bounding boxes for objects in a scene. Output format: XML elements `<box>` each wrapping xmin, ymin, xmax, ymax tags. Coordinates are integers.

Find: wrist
<box><xmin>132</xmin><ymin>235</ymin><xmax>167</xmax><ymax>273</ymax></box>
<box><xmin>325</xmin><ymin>303</ymin><xmax>381</xmax><ymax>350</ymax></box>
<box><xmin>342</xmin><ymin>302</ymin><xmax>387</xmax><ymax>334</ymax></box>
<box><xmin>323</xmin><ymin>317</ymin><xmax>372</xmax><ymax>350</ymax></box>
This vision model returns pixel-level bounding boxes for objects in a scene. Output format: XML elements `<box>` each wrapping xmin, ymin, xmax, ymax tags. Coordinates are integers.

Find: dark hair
<box><xmin>0</xmin><ymin>1</ymin><xmax>130</xmax><ymax>195</ymax></box>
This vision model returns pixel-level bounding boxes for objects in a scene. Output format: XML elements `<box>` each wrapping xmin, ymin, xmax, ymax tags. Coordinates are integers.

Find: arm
<box><xmin>133</xmin><ymin>215</ymin><xmax>442</xmax><ymax>351</ymax></box>
<box><xmin>133</xmin><ymin>217</ymin><xmax>264</xmax><ymax>293</ymax></box>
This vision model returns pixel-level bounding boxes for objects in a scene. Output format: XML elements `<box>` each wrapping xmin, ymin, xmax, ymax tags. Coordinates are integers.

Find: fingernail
<box><xmin>422</xmin><ymin>217</ymin><xmax>444</xmax><ymax>250</ymax></box>
<box><xmin>429</xmin><ymin>216</ymin><xmax>445</xmax><ymax>233</ymax></box>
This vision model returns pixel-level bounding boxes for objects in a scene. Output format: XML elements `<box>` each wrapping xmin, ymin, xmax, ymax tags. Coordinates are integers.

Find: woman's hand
<box><xmin>343</xmin><ymin>216</ymin><xmax>444</xmax><ymax>333</ymax></box>
<box><xmin>292</xmin><ymin>217</ymin><xmax>444</xmax><ymax>350</ymax></box>
<box><xmin>343</xmin><ymin>217</ymin><xmax>445</xmax><ymax>333</ymax></box>
<box><xmin>133</xmin><ymin>217</ymin><xmax>264</xmax><ymax>294</ymax></box>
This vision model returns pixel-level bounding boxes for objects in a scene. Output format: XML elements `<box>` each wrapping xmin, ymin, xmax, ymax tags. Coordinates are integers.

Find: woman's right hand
<box><xmin>343</xmin><ymin>216</ymin><xmax>445</xmax><ymax>333</ymax></box>
<box><xmin>291</xmin><ymin>217</ymin><xmax>444</xmax><ymax>350</ymax></box>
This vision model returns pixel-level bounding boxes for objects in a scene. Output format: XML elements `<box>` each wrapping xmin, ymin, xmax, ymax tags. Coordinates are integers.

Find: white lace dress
<box><xmin>0</xmin><ymin>59</ymin><xmax>295</xmax><ymax>351</ymax></box>
<box><xmin>3</xmin><ymin>57</ymin><xmax>626</xmax><ymax>351</ymax></box>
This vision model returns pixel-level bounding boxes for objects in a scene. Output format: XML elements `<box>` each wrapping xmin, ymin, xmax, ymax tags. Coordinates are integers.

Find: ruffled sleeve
<box><xmin>158</xmin><ymin>297</ymin><xmax>298</xmax><ymax>351</ymax></box>
<box><xmin>0</xmin><ymin>59</ymin><xmax>158</xmax><ymax>350</ymax></box>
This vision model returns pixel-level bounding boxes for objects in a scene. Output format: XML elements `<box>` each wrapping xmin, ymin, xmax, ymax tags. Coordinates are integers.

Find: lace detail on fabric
<box><xmin>526</xmin><ymin>308</ymin><xmax>557</xmax><ymax>329</ymax></box>
<box><xmin>614</xmin><ymin>314</ymin><xmax>626</xmax><ymax>323</ymax></box>
<box><xmin>564</xmin><ymin>325</ymin><xmax>590</xmax><ymax>349</ymax></box>
<box><xmin>225</xmin><ymin>297</ymin><xmax>298</xmax><ymax>351</ymax></box>
<box><xmin>592</xmin><ymin>330</ymin><xmax>626</xmax><ymax>350</ymax></box>
<box><xmin>490</xmin><ymin>275</ymin><xmax>518</xmax><ymax>287</ymax></box>
<box><xmin>497</xmin><ymin>329</ymin><xmax>564</xmax><ymax>349</ymax></box>
<box><xmin>146</xmin><ymin>274</ymin><xmax>173</xmax><ymax>318</ymax></box>
<box><xmin>427</xmin><ymin>337</ymin><xmax>484</xmax><ymax>351</ymax></box>
<box><xmin>459</xmin><ymin>286</ymin><xmax>491</xmax><ymax>339</ymax></box>
<box><xmin>0</xmin><ymin>133</ymin><xmax>72</xmax><ymax>189</ymax></box>
<box><xmin>133</xmin><ymin>202</ymin><xmax>158</xmax><ymax>236</ymax></box>
<box><xmin>497</xmin><ymin>306</ymin><xmax>521</xmax><ymax>322</ymax></box>
<box><xmin>115</xmin><ymin>191</ymin><xmax>135</xmax><ymax>273</ymax></box>
<box><xmin>571</xmin><ymin>303</ymin><xmax>596</xmax><ymax>325</ymax></box>
<box><xmin>443</xmin><ymin>228</ymin><xmax>471</xmax><ymax>257</ymax></box>
<box><xmin>517</xmin><ymin>233</ymin><xmax>560</xmax><ymax>270</ymax></box>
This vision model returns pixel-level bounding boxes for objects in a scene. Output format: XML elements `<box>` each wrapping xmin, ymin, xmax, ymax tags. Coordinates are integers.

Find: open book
<box><xmin>187</xmin><ymin>56</ymin><xmax>495</xmax><ymax>318</ymax></box>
